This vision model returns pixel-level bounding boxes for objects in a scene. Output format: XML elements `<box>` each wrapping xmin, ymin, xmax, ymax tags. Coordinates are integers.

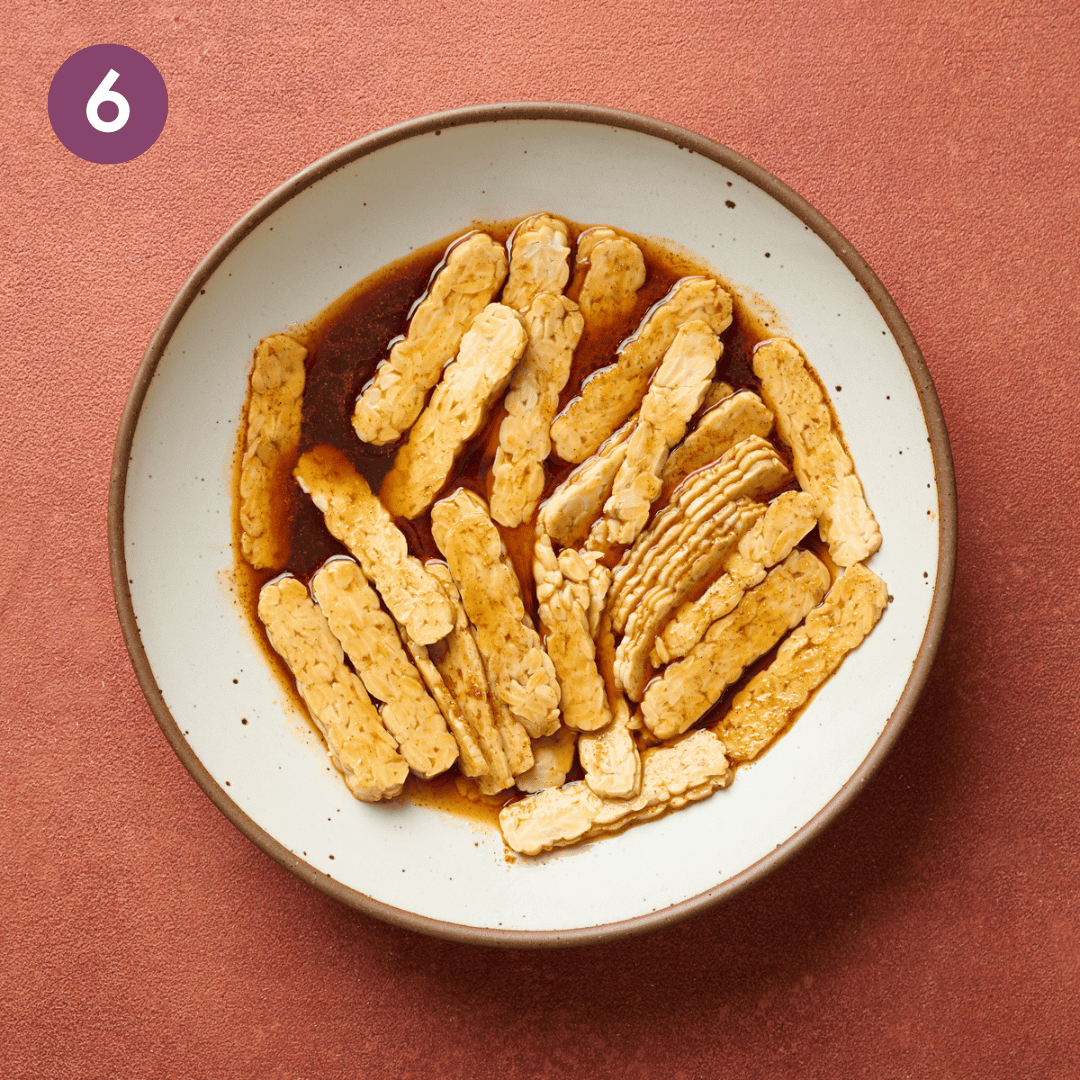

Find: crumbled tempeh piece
<box><xmin>658</xmin><ymin>389</ymin><xmax>774</xmax><ymax>505</ymax></box>
<box><xmin>499</xmin><ymin>730</ymin><xmax>732</xmax><ymax>855</ymax></box>
<box><xmin>430</xmin><ymin>488</ymin><xmax>561</xmax><ymax>737</ymax></box>
<box><xmin>575</xmin><ymin>228</ymin><xmax>646</xmax><ymax>326</ymax></box>
<box><xmin>654</xmin><ymin>491</ymin><xmax>820</xmax><ymax>663</ymax></box>
<box><xmin>352</xmin><ymin>232</ymin><xmax>508</xmax><ymax>445</ymax></box>
<box><xmin>294</xmin><ymin>445</ymin><xmax>453</xmax><ymax>645</ymax></box>
<box><xmin>381</xmin><ymin>303</ymin><xmax>527</xmax><ymax>519</ymax></box>
<box><xmin>753</xmin><ymin>338</ymin><xmax>881</xmax><ymax>566</ymax></box>
<box><xmin>717</xmin><ymin>563</ymin><xmax>889</xmax><ymax>761</ymax></box>
<box><xmin>550</xmin><ymin>277</ymin><xmax>733</xmax><ymax>463</ymax></box>
<box><xmin>240</xmin><ymin>334</ymin><xmax>307</xmax><ymax>570</ymax></box>
<box><xmin>592</xmin><ymin>320</ymin><xmax>721</xmax><ymax>549</ymax></box>
<box><xmin>310</xmin><ymin>557</ymin><xmax>458</xmax><ymax>779</ymax></box>
<box><xmin>490</xmin><ymin>294</ymin><xmax>584</xmax><ymax>526</ymax></box>
<box><xmin>640</xmin><ymin>550</ymin><xmax>831</xmax><ymax>739</ymax></box>
<box><xmin>536</xmin><ymin>417</ymin><xmax>635</xmax><ymax>548</ymax></box>
<box><xmin>533</xmin><ymin>533</ymin><xmax>612</xmax><ymax>732</ymax></box>
<box><xmin>424</xmin><ymin>562</ymin><xmax>515</xmax><ymax>793</ymax></box>
<box><xmin>579</xmin><ymin>610</ymin><xmax>642</xmax><ymax>799</ymax></box>
<box><xmin>502</xmin><ymin>214</ymin><xmax>572</xmax><ymax>314</ymax></box>
<box><xmin>515</xmin><ymin>726</ymin><xmax>579</xmax><ymax>793</ymax></box>
<box><xmin>608</xmin><ymin>435</ymin><xmax>791</xmax><ymax>634</ymax></box>
<box><xmin>258</xmin><ymin>575</ymin><xmax>407</xmax><ymax>802</ymax></box>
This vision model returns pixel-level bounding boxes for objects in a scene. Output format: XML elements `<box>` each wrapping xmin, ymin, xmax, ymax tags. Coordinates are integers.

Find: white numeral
<box><xmin>86</xmin><ymin>69</ymin><xmax>130</xmax><ymax>133</ymax></box>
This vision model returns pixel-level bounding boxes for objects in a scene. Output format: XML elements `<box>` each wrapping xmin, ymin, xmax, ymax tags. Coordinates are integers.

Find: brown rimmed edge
<box><xmin>109</xmin><ymin>101</ymin><xmax>957</xmax><ymax>950</ymax></box>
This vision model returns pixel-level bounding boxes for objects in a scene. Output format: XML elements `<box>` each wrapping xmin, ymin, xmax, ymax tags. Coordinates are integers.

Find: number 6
<box><xmin>86</xmin><ymin>69</ymin><xmax>130</xmax><ymax>133</ymax></box>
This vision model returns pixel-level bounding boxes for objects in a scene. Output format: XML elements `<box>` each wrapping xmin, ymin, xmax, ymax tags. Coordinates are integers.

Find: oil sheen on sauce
<box><xmin>232</xmin><ymin>217</ymin><xmax>780</xmax><ymax>829</ymax></box>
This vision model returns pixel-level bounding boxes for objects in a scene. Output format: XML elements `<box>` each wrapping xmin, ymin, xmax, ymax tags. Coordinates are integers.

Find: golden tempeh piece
<box><xmin>575</xmin><ymin>227</ymin><xmax>647</xmax><ymax>326</ymax></box>
<box><xmin>424</xmin><ymin>562</ymin><xmax>517</xmax><ymax>793</ymax></box>
<box><xmin>430</xmin><ymin>488</ymin><xmax>562</xmax><ymax>738</ymax></box>
<box><xmin>515</xmin><ymin>726</ymin><xmax>579</xmax><ymax>793</ymax></box>
<box><xmin>501</xmin><ymin>214</ymin><xmax>572</xmax><ymax>314</ymax></box>
<box><xmin>533</xmin><ymin>533</ymin><xmax>612</xmax><ymax>733</ymax></box>
<box><xmin>490</xmin><ymin>294</ymin><xmax>584</xmax><ymax>527</ymax></box>
<box><xmin>536</xmin><ymin>417</ymin><xmax>635</xmax><ymax>548</ymax></box>
<box><xmin>310</xmin><ymin>557</ymin><xmax>457</xmax><ymax>779</ymax></box>
<box><xmin>240</xmin><ymin>334</ymin><xmax>307</xmax><ymax>570</ymax></box>
<box><xmin>654</xmin><ymin>490</ymin><xmax>821</xmax><ymax>664</ymax></box>
<box><xmin>658</xmin><ymin>389</ymin><xmax>774</xmax><ymax>505</ymax></box>
<box><xmin>717</xmin><ymin>563</ymin><xmax>889</xmax><ymax>761</ymax></box>
<box><xmin>294</xmin><ymin>445</ymin><xmax>453</xmax><ymax>645</ymax></box>
<box><xmin>381</xmin><ymin>303</ymin><xmax>527</xmax><ymax>520</ymax></box>
<box><xmin>753</xmin><ymin>338</ymin><xmax>881</xmax><ymax>566</ymax></box>
<box><xmin>351</xmin><ymin>232</ymin><xmax>508</xmax><ymax>445</ymax></box>
<box><xmin>499</xmin><ymin>730</ymin><xmax>733</xmax><ymax>855</ymax></box>
<box><xmin>592</xmin><ymin>320</ymin><xmax>721</xmax><ymax>549</ymax></box>
<box><xmin>550</xmin><ymin>276</ymin><xmax>733</xmax><ymax>463</ymax></box>
<box><xmin>640</xmin><ymin>550</ymin><xmax>831</xmax><ymax>740</ymax></box>
<box><xmin>258</xmin><ymin>575</ymin><xmax>408</xmax><ymax>802</ymax></box>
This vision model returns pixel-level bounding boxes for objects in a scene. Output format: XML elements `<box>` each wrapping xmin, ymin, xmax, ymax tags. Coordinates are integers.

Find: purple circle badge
<box><xmin>48</xmin><ymin>45</ymin><xmax>168</xmax><ymax>165</ymax></box>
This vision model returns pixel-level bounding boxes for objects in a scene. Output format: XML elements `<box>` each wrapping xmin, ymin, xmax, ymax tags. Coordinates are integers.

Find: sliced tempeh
<box><xmin>351</xmin><ymin>232</ymin><xmax>508</xmax><ymax>445</ymax></box>
<box><xmin>499</xmin><ymin>730</ymin><xmax>732</xmax><ymax>855</ymax></box>
<box><xmin>240</xmin><ymin>334</ymin><xmax>307</xmax><ymax>570</ymax></box>
<box><xmin>550</xmin><ymin>276</ymin><xmax>733</xmax><ymax>463</ymax></box>
<box><xmin>515</xmin><ymin>726</ymin><xmax>579</xmax><ymax>793</ymax></box>
<box><xmin>536</xmin><ymin>417</ymin><xmax>635</xmax><ymax>548</ymax></box>
<box><xmin>502</xmin><ymin>214</ymin><xmax>572</xmax><ymax>314</ymax></box>
<box><xmin>490</xmin><ymin>294</ymin><xmax>584</xmax><ymax>526</ymax></box>
<box><xmin>294</xmin><ymin>445</ymin><xmax>453</xmax><ymax>645</ymax></box>
<box><xmin>430</xmin><ymin>488</ymin><xmax>561</xmax><ymax>737</ymax></box>
<box><xmin>658</xmin><ymin>389</ymin><xmax>774</xmax><ymax>505</ymax></box>
<box><xmin>575</xmin><ymin>228</ymin><xmax>646</xmax><ymax>326</ymax></box>
<box><xmin>654</xmin><ymin>490</ymin><xmax>820</xmax><ymax>664</ymax></box>
<box><xmin>310</xmin><ymin>557</ymin><xmax>458</xmax><ymax>779</ymax></box>
<box><xmin>424</xmin><ymin>561</ymin><xmax>515</xmax><ymax>793</ymax></box>
<box><xmin>753</xmin><ymin>338</ymin><xmax>881</xmax><ymax>566</ymax></box>
<box><xmin>381</xmin><ymin>303</ymin><xmax>527</xmax><ymax>519</ymax></box>
<box><xmin>717</xmin><ymin>563</ymin><xmax>889</xmax><ymax>761</ymax></box>
<box><xmin>488</xmin><ymin>686</ymin><xmax>536</xmax><ymax>777</ymax></box>
<box><xmin>533</xmin><ymin>533</ymin><xmax>612</xmax><ymax>732</ymax></box>
<box><xmin>592</xmin><ymin>319</ymin><xmax>721</xmax><ymax>549</ymax></box>
<box><xmin>258</xmin><ymin>575</ymin><xmax>408</xmax><ymax>802</ymax></box>
<box><xmin>640</xmin><ymin>550</ymin><xmax>832</xmax><ymax>740</ymax></box>
<box><xmin>579</xmin><ymin>610</ymin><xmax>642</xmax><ymax>800</ymax></box>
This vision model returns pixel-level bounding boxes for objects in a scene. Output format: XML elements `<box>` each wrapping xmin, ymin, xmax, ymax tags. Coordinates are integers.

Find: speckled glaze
<box><xmin>110</xmin><ymin>104</ymin><xmax>955</xmax><ymax>946</ymax></box>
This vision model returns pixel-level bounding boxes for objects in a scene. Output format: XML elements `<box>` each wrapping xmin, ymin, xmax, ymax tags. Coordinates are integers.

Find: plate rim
<box><xmin>109</xmin><ymin>100</ymin><xmax>957</xmax><ymax>948</ymax></box>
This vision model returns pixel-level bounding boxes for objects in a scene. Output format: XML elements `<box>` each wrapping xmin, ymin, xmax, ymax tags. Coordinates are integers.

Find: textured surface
<box><xmin>2</xmin><ymin>1</ymin><xmax>1079</xmax><ymax>1077</ymax></box>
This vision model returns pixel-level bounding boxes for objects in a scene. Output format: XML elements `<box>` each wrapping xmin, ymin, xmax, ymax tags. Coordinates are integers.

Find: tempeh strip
<box><xmin>753</xmin><ymin>338</ymin><xmax>881</xmax><ymax>566</ymax></box>
<box><xmin>550</xmin><ymin>276</ymin><xmax>732</xmax><ymax>463</ymax></box>
<box><xmin>533</xmin><ymin>534</ymin><xmax>611</xmax><ymax>732</ymax></box>
<box><xmin>381</xmin><ymin>303</ymin><xmax>527</xmax><ymax>519</ymax></box>
<box><xmin>536</xmin><ymin>417</ymin><xmax>635</xmax><ymax>548</ymax></box>
<box><xmin>499</xmin><ymin>730</ymin><xmax>732</xmax><ymax>855</ymax></box>
<box><xmin>717</xmin><ymin>563</ymin><xmax>889</xmax><ymax>761</ymax></box>
<box><xmin>658</xmin><ymin>390</ymin><xmax>774</xmax><ymax>505</ymax></box>
<box><xmin>515</xmin><ymin>727</ymin><xmax>579</xmax><ymax>793</ymax></box>
<box><xmin>490</xmin><ymin>294</ymin><xmax>584</xmax><ymax>526</ymax></box>
<box><xmin>424</xmin><ymin>562</ymin><xmax>515</xmax><ymax>793</ymax></box>
<box><xmin>575</xmin><ymin>228</ymin><xmax>646</xmax><ymax>326</ymax></box>
<box><xmin>579</xmin><ymin>610</ymin><xmax>642</xmax><ymax>800</ymax></box>
<box><xmin>592</xmin><ymin>320</ymin><xmax>721</xmax><ymax>549</ymax></box>
<box><xmin>653</xmin><ymin>490</ymin><xmax>820</xmax><ymax>664</ymax></box>
<box><xmin>294</xmin><ymin>445</ymin><xmax>453</xmax><ymax>645</ymax></box>
<box><xmin>352</xmin><ymin>232</ymin><xmax>508</xmax><ymax>445</ymax></box>
<box><xmin>502</xmin><ymin>214</ymin><xmax>572</xmax><ymax>314</ymax></box>
<box><xmin>240</xmin><ymin>334</ymin><xmax>307</xmax><ymax>570</ymax></box>
<box><xmin>310</xmin><ymin>557</ymin><xmax>458</xmax><ymax>779</ymax></box>
<box><xmin>431</xmin><ymin>488</ymin><xmax>561</xmax><ymax>737</ymax></box>
<box><xmin>258</xmin><ymin>575</ymin><xmax>408</xmax><ymax>802</ymax></box>
<box><xmin>640</xmin><ymin>550</ymin><xmax>831</xmax><ymax>740</ymax></box>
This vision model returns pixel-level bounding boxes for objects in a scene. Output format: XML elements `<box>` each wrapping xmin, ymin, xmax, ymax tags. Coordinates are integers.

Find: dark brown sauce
<box><xmin>232</xmin><ymin>216</ymin><xmax>793</xmax><ymax>818</ymax></box>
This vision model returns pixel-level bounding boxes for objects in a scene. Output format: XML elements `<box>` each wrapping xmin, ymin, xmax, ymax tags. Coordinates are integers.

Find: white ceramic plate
<box><xmin>110</xmin><ymin>104</ymin><xmax>955</xmax><ymax>946</ymax></box>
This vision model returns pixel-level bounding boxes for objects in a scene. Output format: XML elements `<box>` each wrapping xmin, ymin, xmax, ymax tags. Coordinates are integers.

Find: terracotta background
<box><xmin>3</xmin><ymin>1</ymin><xmax>1078</xmax><ymax>1076</ymax></box>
